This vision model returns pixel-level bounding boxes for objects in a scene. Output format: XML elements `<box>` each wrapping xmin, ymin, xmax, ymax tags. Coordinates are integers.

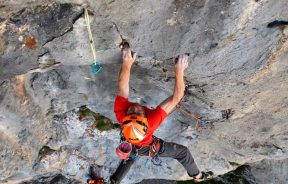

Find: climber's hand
<box><xmin>122</xmin><ymin>48</ymin><xmax>137</xmax><ymax>68</ymax></box>
<box><xmin>175</xmin><ymin>54</ymin><xmax>188</xmax><ymax>74</ymax></box>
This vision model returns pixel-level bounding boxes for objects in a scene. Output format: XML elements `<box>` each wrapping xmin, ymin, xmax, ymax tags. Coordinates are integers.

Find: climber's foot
<box><xmin>86</xmin><ymin>174</ymin><xmax>104</xmax><ymax>184</ymax></box>
<box><xmin>86</xmin><ymin>166</ymin><xmax>104</xmax><ymax>184</ymax></box>
<box><xmin>193</xmin><ymin>171</ymin><xmax>214</xmax><ymax>182</ymax></box>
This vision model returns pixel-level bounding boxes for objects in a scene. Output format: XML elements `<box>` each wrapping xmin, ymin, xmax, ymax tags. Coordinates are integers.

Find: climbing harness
<box><xmin>84</xmin><ymin>8</ymin><xmax>102</xmax><ymax>75</ymax></box>
<box><xmin>117</xmin><ymin>128</ymin><xmax>162</xmax><ymax>166</ymax></box>
<box><xmin>148</xmin><ymin>136</ymin><xmax>162</xmax><ymax>166</ymax></box>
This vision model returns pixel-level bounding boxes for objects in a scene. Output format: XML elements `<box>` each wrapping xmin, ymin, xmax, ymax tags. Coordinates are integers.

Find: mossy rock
<box><xmin>93</xmin><ymin>113</ymin><xmax>114</xmax><ymax>131</ymax></box>
<box><xmin>39</xmin><ymin>146</ymin><xmax>56</xmax><ymax>158</ymax></box>
<box><xmin>78</xmin><ymin>106</ymin><xmax>114</xmax><ymax>131</ymax></box>
<box><xmin>177</xmin><ymin>165</ymin><xmax>256</xmax><ymax>184</ymax></box>
<box><xmin>78</xmin><ymin>106</ymin><xmax>94</xmax><ymax>121</ymax></box>
<box><xmin>229</xmin><ymin>161</ymin><xmax>242</xmax><ymax>167</ymax></box>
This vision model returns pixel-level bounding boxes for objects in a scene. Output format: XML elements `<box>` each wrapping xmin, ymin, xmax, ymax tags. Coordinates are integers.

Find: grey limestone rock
<box><xmin>0</xmin><ymin>0</ymin><xmax>288</xmax><ymax>184</ymax></box>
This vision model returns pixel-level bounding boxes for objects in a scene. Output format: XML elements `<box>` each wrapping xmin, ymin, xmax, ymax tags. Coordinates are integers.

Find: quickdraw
<box><xmin>171</xmin><ymin>86</ymin><xmax>214</xmax><ymax>131</ymax></box>
<box><xmin>130</xmin><ymin>152</ymin><xmax>140</xmax><ymax>160</ymax></box>
<box><xmin>197</xmin><ymin>120</ymin><xmax>213</xmax><ymax>129</ymax></box>
<box><xmin>92</xmin><ymin>62</ymin><xmax>102</xmax><ymax>75</ymax></box>
<box><xmin>176</xmin><ymin>104</ymin><xmax>214</xmax><ymax>130</ymax></box>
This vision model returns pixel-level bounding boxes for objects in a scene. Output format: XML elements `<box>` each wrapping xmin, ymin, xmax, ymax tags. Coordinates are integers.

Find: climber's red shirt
<box><xmin>114</xmin><ymin>95</ymin><xmax>167</xmax><ymax>147</ymax></box>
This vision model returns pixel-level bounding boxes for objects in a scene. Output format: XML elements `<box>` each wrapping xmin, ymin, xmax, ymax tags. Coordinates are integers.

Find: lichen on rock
<box><xmin>78</xmin><ymin>106</ymin><xmax>115</xmax><ymax>132</ymax></box>
<box><xmin>0</xmin><ymin>0</ymin><xmax>288</xmax><ymax>184</ymax></box>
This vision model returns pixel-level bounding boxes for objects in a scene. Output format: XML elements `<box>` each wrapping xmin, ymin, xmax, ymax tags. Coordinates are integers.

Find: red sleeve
<box><xmin>146</xmin><ymin>106</ymin><xmax>168</xmax><ymax>131</ymax></box>
<box><xmin>114</xmin><ymin>96</ymin><xmax>133</xmax><ymax>124</ymax></box>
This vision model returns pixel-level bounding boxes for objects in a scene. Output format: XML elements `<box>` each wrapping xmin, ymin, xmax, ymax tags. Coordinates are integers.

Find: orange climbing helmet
<box><xmin>121</xmin><ymin>114</ymin><xmax>148</xmax><ymax>144</ymax></box>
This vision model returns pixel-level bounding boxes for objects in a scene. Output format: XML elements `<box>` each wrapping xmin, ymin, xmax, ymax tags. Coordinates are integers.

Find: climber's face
<box><xmin>127</xmin><ymin>104</ymin><xmax>146</xmax><ymax>117</ymax></box>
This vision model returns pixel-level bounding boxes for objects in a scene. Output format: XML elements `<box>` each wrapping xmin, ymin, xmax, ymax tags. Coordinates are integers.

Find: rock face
<box><xmin>0</xmin><ymin>3</ymin><xmax>84</xmax><ymax>78</ymax></box>
<box><xmin>0</xmin><ymin>0</ymin><xmax>288</xmax><ymax>184</ymax></box>
<box><xmin>138</xmin><ymin>165</ymin><xmax>257</xmax><ymax>184</ymax></box>
<box><xmin>22</xmin><ymin>173</ymin><xmax>81</xmax><ymax>184</ymax></box>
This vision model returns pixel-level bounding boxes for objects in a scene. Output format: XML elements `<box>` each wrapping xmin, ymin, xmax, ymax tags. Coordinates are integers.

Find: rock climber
<box><xmin>108</xmin><ymin>41</ymin><xmax>213</xmax><ymax>184</ymax></box>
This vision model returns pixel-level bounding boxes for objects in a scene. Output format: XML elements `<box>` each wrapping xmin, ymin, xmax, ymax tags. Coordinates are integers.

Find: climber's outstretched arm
<box><xmin>117</xmin><ymin>48</ymin><xmax>137</xmax><ymax>98</ymax></box>
<box><xmin>159</xmin><ymin>54</ymin><xmax>188</xmax><ymax>114</ymax></box>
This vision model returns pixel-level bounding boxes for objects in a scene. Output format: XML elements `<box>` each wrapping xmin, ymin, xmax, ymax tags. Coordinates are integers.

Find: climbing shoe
<box><xmin>86</xmin><ymin>175</ymin><xmax>104</xmax><ymax>184</ymax></box>
<box><xmin>86</xmin><ymin>166</ymin><xmax>104</xmax><ymax>184</ymax></box>
<box><xmin>193</xmin><ymin>171</ymin><xmax>214</xmax><ymax>182</ymax></box>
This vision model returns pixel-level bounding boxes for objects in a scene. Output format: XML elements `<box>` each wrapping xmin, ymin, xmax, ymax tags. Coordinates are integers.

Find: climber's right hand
<box><xmin>122</xmin><ymin>48</ymin><xmax>137</xmax><ymax>68</ymax></box>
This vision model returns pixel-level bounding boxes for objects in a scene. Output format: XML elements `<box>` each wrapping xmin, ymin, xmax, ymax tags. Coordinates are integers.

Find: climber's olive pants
<box><xmin>110</xmin><ymin>138</ymin><xmax>200</xmax><ymax>184</ymax></box>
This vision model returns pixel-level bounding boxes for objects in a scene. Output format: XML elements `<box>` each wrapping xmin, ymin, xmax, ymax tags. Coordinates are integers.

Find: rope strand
<box><xmin>84</xmin><ymin>8</ymin><xmax>97</xmax><ymax>65</ymax></box>
<box><xmin>169</xmin><ymin>86</ymin><xmax>212</xmax><ymax>130</ymax></box>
